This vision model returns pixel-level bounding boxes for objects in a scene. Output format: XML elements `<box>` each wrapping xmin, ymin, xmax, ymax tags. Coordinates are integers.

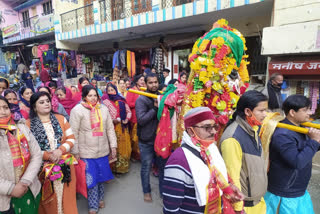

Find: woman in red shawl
<box><xmin>103</xmin><ymin>83</ymin><xmax>132</xmax><ymax>174</ymax></box>
<box><xmin>126</xmin><ymin>74</ymin><xmax>145</xmax><ymax>160</ymax></box>
<box><xmin>55</xmin><ymin>87</ymin><xmax>79</xmax><ymax>115</ymax></box>
<box><xmin>40</xmin><ymin>66</ymin><xmax>51</xmax><ymax>85</ymax></box>
<box><xmin>73</xmin><ymin>77</ymin><xmax>90</xmax><ymax>102</ymax></box>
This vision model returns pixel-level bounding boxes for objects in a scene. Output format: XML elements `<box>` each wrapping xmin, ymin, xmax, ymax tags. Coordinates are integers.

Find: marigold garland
<box><xmin>178</xmin><ymin>19</ymin><xmax>250</xmax><ymax>142</ymax></box>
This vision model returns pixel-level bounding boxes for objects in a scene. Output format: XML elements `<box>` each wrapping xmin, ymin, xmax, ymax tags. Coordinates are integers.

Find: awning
<box><xmin>14</xmin><ymin>0</ymin><xmax>43</xmax><ymax>11</ymax></box>
<box><xmin>269</xmin><ymin>56</ymin><xmax>320</xmax><ymax>76</ymax></box>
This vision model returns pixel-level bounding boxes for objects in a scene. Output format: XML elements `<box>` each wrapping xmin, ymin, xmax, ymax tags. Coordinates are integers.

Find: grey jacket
<box><xmin>69</xmin><ymin>103</ymin><xmax>117</xmax><ymax>159</ymax></box>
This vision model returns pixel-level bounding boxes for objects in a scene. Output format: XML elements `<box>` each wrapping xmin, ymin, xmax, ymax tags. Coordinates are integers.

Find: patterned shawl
<box><xmin>81</xmin><ymin>101</ymin><xmax>104</xmax><ymax>136</ymax></box>
<box><xmin>107</xmin><ymin>83</ymin><xmax>127</xmax><ymax>121</ymax></box>
<box><xmin>19</xmin><ymin>87</ymin><xmax>31</xmax><ymax>108</ymax></box>
<box><xmin>0</xmin><ymin>118</ymin><xmax>30</xmax><ymax>175</ymax></box>
<box><xmin>30</xmin><ymin>113</ymin><xmax>63</xmax><ymax>151</ymax></box>
<box><xmin>10</xmin><ymin>102</ymin><xmax>23</xmax><ymax>122</ymax></box>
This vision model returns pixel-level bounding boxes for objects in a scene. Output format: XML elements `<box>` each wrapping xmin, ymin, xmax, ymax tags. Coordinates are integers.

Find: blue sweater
<box><xmin>268</xmin><ymin>118</ymin><xmax>320</xmax><ymax>197</ymax></box>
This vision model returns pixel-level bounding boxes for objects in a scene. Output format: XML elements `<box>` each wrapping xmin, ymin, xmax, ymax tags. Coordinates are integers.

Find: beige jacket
<box><xmin>70</xmin><ymin>103</ymin><xmax>117</xmax><ymax>159</ymax></box>
<box><xmin>0</xmin><ymin>120</ymin><xmax>42</xmax><ymax>212</ymax></box>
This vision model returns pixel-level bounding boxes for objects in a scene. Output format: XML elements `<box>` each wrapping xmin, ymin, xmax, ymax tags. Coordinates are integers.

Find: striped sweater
<box><xmin>163</xmin><ymin>147</ymin><xmax>205</xmax><ymax>214</ymax></box>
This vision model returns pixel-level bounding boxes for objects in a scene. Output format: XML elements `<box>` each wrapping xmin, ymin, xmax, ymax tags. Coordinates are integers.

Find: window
<box><xmin>131</xmin><ymin>0</ymin><xmax>151</xmax><ymax>15</ymax></box>
<box><xmin>22</xmin><ymin>10</ymin><xmax>30</xmax><ymax>28</ymax></box>
<box><xmin>43</xmin><ymin>1</ymin><xmax>53</xmax><ymax>15</ymax></box>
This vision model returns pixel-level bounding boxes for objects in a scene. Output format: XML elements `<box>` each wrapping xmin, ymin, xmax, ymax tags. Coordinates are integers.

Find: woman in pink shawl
<box><xmin>73</xmin><ymin>77</ymin><xmax>90</xmax><ymax>102</ymax></box>
<box><xmin>178</xmin><ymin>72</ymin><xmax>187</xmax><ymax>86</ymax></box>
<box><xmin>55</xmin><ymin>86</ymin><xmax>79</xmax><ymax>115</ymax></box>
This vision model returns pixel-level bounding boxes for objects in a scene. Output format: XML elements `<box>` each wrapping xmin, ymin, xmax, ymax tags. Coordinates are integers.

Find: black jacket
<box><xmin>135</xmin><ymin>94</ymin><xmax>159</xmax><ymax>144</ymax></box>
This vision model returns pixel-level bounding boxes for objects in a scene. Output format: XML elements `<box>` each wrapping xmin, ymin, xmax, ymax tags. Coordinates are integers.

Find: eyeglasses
<box><xmin>192</xmin><ymin>124</ymin><xmax>219</xmax><ymax>132</ymax></box>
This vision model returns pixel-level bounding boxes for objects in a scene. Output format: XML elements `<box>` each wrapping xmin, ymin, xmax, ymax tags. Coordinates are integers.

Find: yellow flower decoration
<box><xmin>216</xmin><ymin>19</ymin><xmax>229</xmax><ymax>28</ymax></box>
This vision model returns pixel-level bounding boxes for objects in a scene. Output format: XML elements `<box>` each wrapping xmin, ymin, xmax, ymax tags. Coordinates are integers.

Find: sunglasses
<box><xmin>192</xmin><ymin>124</ymin><xmax>219</xmax><ymax>132</ymax></box>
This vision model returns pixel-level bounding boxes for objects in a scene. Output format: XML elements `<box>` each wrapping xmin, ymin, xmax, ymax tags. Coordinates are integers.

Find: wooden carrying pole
<box><xmin>261</xmin><ymin>112</ymin><xmax>320</xmax><ymax>136</ymax></box>
<box><xmin>139</xmin><ymin>87</ymin><xmax>164</xmax><ymax>94</ymax></box>
<box><xmin>276</xmin><ymin>122</ymin><xmax>320</xmax><ymax>134</ymax></box>
<box><xmin>128</xmin><ymin>89</ymin><xmax>158</xmax><ymax>99</ymax></box>
<box><xmin>260</xmin><ymin>112</ymin><xmax>320</xmax><ymax>167</ymax></box>
<box><xmin>276</xmin><ymin>123</ymin><xmax>308</xmax><ymax>134</ymax></box>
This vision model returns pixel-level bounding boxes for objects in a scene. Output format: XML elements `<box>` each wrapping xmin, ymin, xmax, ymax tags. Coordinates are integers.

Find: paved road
<box><xmin>77</xmin><ymin>162</ymin><xmax>162</xmax><ymax>214</ymax></box>
<box><xmin>309</xmin><ymin>152</ymin><xmax>320</xmax><ymax>213</ymax></box>
<box><xmin>77</xmin><ymin>156</ymin><xmax>320</xmax><ymax>214</ymax></box>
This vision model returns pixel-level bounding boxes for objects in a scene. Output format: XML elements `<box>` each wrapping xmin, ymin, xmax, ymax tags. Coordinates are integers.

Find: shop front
<box><xmin>269</xmin><ymin>55</ymin><xmax>320</xmax><ymax>115</ymax></box>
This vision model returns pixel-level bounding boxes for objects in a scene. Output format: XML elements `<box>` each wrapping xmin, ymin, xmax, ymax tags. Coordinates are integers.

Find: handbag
<box><xmin>74</xmin><ymin>159</ymin><xmax>87</xmax><ymax>198</ymax></box>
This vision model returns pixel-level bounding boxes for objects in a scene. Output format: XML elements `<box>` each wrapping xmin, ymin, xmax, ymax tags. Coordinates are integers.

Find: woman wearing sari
<box><xmin>3</xmin><ymin>89</ymin><xmax>23</xmax><ymax>122</ymax></box>
<box><xmin>103</xmin><ymin>83</ymin><xmax>132</xmax><ymax>174</ymax></box>
<box><xmin>27</xmin><ymin>92</ymin><xmax>78</xmax><ymax>214</ymax></box>
<box><xmin>21</xmin><ymin>68</ymin><xmax>35</xmax><ymax>92</ymax></box>
<box><xmin>73</xmin><ymin>77</ymin><xmax>90</xmax><ymax>102</ymax></box>
<box><xmin>0</xmin><ymin>78</ymin><xmax>9</xmax><ymax>95</ymax></box>
<box><xmin>126</xmin><ymin>74</ymin><xmax>145</xmax><ymax>161</ymax></box>
<box><xmin>37</xmin><ymin>86</ymin><xmax>69</xmax><ymax>121</ymax></box>
<box><xmin>178</xmin><ymin>72</ymin><xmax>187</xmax><ymax>86</ymax></box>
<box><xmin>55</xmin><ymin>87</ymin><xmax>79</xmax><ymax>116</ymax></box>
<box><xmin>70</xmin><ymin>85</ymin><xmax>117</xmax><ymax>214</ymax></box>
<box><xmin>117</xmin><ymin>79</ymin><xmax>128</xmax><ymax>98</ymax></box>
<box><xmin>0</xmin><ymin>96</ymin><xmax>42</xmax><ymax>214</ymax></box>
<box><xmin>19</xmin><ymin>86</ymin><xmax>33</xmax><ymax>120</ymax></box>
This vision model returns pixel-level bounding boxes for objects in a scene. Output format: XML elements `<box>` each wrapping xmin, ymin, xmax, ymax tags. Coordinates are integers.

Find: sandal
<box><xmin>99</xmin><ymin>201</ymin><xmax>105</xmax><ymax>208</ymax></box>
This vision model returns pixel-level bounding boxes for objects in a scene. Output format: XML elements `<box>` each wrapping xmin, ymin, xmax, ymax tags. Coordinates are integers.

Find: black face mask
<box><xmin>277</xmin><ymin>83</ymin><xmax>283</xmax><ymax>88</ymax></box>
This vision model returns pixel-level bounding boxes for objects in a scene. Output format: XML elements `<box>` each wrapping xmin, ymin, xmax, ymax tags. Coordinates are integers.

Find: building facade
<box><xmin>54</xmin><ymin>0</ymin><xmax>273</xmax><ymax>80</ymax></box>
<box><xmin>262</xmin><ymin>0</ymin><xmax>320</xmax><ymax>112</ymax></box>
<box><xmin>0</xmin><ymin>0</ymin><xmax>55</xmax><ymax>74</ymax></box>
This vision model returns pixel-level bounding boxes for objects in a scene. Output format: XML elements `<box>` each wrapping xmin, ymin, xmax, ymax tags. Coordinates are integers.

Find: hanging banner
<box><xmin>2</xmin><ymin>24</ymin><xmax>20</xmax><ymax>38</ymax></box>
<box><xmin>0</xmin><ymin>65</ymin><xmax>7</xmax><ymax>74</ymax></box>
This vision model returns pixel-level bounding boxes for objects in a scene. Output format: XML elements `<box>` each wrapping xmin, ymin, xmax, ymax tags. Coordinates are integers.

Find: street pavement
<box><xmin>309</xmin><ymin>152</ymin><xmax>320</xmax><ymax>213</ymax></box>
<box><xmin>77</xmin><ymin>161</ymin><xmax>162</xmax><ymax>214</ymax></box>
<box><xmin>77</xmin><ymin>156</ymin><xmax>320</xmax><ymax>214</ymax></box>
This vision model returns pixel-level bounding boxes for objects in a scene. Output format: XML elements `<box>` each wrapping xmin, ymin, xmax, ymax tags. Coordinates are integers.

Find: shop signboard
<box><xmin>2</xmin><ymin>24</ymin><xmax>20</xmax><ymax>38</ymax></box>
<box><xmin>33</xmin><ymin>14</ymin><xmax>54</xmax><ymax>33</ymax></box>
<box><xmin>269</xmin><ymin>58</ymin><xmax>320</xmax><ymax>76</ymax></box>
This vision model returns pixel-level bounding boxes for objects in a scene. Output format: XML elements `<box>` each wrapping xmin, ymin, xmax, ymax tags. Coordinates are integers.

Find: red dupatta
<box><xmin>58</xmin><ymin>87</ymin><xmax>79</xmax><ymax>115</ymax></box>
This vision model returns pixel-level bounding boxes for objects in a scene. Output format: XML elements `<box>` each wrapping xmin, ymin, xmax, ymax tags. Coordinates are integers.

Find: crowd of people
<box><xmin>0</xmin><ymin>68</ymin><xmax>319</xmax><ymax>214</ymax></box>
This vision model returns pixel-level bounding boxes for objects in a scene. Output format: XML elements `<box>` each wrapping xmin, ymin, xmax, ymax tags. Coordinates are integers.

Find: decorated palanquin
<box><xmin>153</xmin><ymin>19</ymin><xmax>250</xmax><ymax>159</ymax></box>
<box><xmin>176</xmin><ymin>19</ymin><xmax>250</xmax><ymax>143</ymax></box>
